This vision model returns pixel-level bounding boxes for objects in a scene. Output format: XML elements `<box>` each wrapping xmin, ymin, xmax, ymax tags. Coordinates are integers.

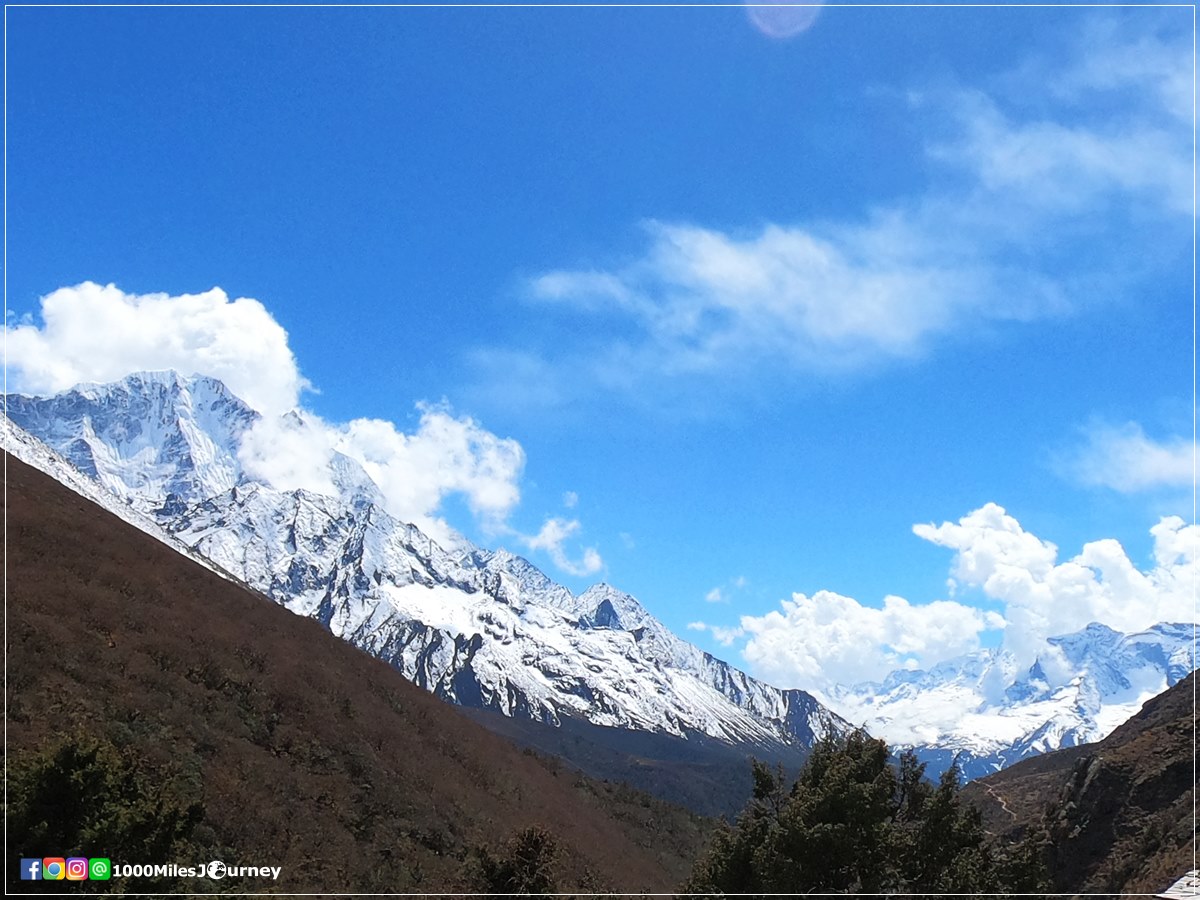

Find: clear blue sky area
<box><xmin>6</xmin><ymin>3</ymin><xmax>1193</xmax><ymax>686</ymax></box>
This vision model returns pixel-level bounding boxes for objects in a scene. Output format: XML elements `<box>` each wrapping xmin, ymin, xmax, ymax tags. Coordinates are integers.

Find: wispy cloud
<box><xmin>1056</xmin><ymin>420</ymin><xmax>1193</xmax><ymax>494</ymax></box>
<box><xmin>704</xmin><ymin>574</ymin><xmax>749</xmax><ymax>604</ymax></box>
<box><xmin>522</xmin><ymin>516</ymin><xmax>604</xmax><ymax>577</ymax></box>
<box><xmin>488</xmin><ymin>17</ymin><xmax>1189</xmax><ymax>408</ymax></box>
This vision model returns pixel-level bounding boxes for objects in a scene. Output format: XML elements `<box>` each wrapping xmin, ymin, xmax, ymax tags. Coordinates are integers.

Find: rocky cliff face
<box><xmin>964</xmin><ymin>672</ymin><xmax>1198</xmax><ymax>895</ymax></box>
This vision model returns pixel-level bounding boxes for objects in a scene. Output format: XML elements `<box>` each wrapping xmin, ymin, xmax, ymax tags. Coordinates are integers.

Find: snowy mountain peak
<box><xmin>576</xmin><ymin>583</ymin><xmax>656</xmax><ymax>631</ymax></box>
<box><xmin>827</xmin><ymin>620</ymin><xmax>1196</xmax><ymax>780</ymax></box>
<box><xmin>6</xmin><ymin>373</ymin><xmax>850</xmax><ymax>755</ymax></box>
<box><xmin>5</xmin><ymin>369</ymin><xmax>257</xmax><ymax>515</ymax></box>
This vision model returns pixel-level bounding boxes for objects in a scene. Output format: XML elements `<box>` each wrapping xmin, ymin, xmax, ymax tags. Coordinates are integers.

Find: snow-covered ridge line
<box><xmin>4</xmin><ymin>370</ymin><xmax>849</xmax><ymax>751</ymax></box>
<box><xmin>13</xmin><ymin>369</ymin><xmax>1190</xmax><ymax>778</ymax></box>
<box><xmin>1</xmin><ymin>412</ymin><xmax>232</xmax><ymax>582</ymax></box>
<box><xmin>825</xmin><ymin>620</ymin><xmax>1197</xmax><ymax>779</ymax></box>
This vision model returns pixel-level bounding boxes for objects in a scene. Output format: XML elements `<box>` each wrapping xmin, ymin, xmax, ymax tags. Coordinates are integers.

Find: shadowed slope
<box><xmin>4</xmin><ymin>452</ymin><xmax>709</xmax><ymax>893</ymax></box>
<box><xmin>963</xmin><ymin>670</ymin><xmax>1197</xmax><ymax>895</ymax></box>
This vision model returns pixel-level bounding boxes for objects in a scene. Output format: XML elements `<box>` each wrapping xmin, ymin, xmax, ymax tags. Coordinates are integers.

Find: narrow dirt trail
<box><xmin>981</xmin><ymin>781</ymin><xmax>1018</xmax><ymax>821</ymax></box>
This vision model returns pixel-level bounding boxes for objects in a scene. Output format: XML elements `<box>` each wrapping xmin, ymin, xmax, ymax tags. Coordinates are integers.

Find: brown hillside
<box><xmin>963</xmin><ymin>672</ymin><xmax>1197</xmax><ymax>895</ymax></box>
<box><xmin>3</xmin><ymin>452</ymin><xmax>710</xmax><ymax>893</ymax></box>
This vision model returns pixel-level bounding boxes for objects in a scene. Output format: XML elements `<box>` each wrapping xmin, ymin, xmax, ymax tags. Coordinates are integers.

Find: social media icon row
<box><xmin>20</xmin><ymin>857</ymin><xmax>111</xmax><ymax>880</ymax></box>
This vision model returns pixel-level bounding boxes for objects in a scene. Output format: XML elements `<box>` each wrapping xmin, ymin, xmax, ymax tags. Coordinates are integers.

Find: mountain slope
<box><xmin>4</xmin><ymin>450</ymin><xmax>711</xmax><ymax>893</ymax></box>
<box><xmin>5</xmin><ymin>373</ymin><xmax>848</xmax><ymax>761</ymax></box>
<box><xmin>962</xmin><ymin>672</ymin><xmax>1198</xmax><ymax>895</ymax></box>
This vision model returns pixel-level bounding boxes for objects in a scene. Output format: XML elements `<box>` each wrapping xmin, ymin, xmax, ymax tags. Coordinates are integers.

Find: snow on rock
<box><xmin>6</xmin><ymin>372</ymin><xmax>848</xmax><ymax>752</ymax></box>
<box><xmin>825</xmin><ymin>621</ymin><xmax>1196</xmax><ymax>780</ymax></box>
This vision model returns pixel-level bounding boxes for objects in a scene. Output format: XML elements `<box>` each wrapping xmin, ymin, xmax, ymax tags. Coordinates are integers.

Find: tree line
<box><xmin>8</xmin><ymin>728</ymin><xmax>1047</xmax><ymax>896</ymax></box>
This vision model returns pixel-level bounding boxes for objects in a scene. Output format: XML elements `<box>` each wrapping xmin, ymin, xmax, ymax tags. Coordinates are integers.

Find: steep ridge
<box><xmin>4</xmin><ymin>451</ymin><xmax>710</xmax><ymax>893</ymax></box>
<box><xmin>5</xmin><ymin>372</ymin><xmax>847</xmax><ymax>758</ymax></box>
<box><xmin>962</xmin><ymin>672</ymin><xmax>1198</xmax><ymax>895</ymax></box>
<box><xmin>826</xmin><ymin>621</ymin><xmax>1196</xmax><ymax>780</ymax></box>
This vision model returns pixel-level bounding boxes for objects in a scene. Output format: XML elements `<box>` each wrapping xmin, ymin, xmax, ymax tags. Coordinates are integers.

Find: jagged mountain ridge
<box><xmin>4</xmin><ymin>371</ymin><xmax>846</xmax><ymax>751</ymax></box>
<box><xmin>827</xmin><ymin>621</ymin><xmax>1196</xmax><ymax>780</ymax></box>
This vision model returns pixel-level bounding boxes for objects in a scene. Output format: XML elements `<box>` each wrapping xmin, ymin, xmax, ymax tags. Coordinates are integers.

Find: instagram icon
<box><xmin>66</xmin><ymin>858</ymin><xmax>89</xmax><ymax>881</ymax></box>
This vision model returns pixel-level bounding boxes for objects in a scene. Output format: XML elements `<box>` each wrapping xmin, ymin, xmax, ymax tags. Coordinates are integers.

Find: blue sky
<box><xmin>5</xmin><ymin>3</ymin><xmax>1195</xmax><ymax>689</ymax></box>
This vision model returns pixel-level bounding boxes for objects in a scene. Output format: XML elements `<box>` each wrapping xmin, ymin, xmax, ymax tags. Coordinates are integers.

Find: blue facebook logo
<box><xmin>20</xmin><ymin>858</ymin><xmax>41</xmax><ymax>880</ymax></box>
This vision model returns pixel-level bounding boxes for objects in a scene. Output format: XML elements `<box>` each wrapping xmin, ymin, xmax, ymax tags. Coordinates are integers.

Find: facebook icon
<box><xmin>20</xmin><ymin>858</ymin><xmax>41</xmax><ymax>880</ymax></box>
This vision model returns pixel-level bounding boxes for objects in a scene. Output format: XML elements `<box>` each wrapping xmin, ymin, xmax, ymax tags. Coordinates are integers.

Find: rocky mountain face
<box><xmin>8</xmin><ymin>370</ymin><xmax>1192</xmax><ymax>784</ymax></box>
<box><xmin>4</xmin><ymin>371</ymin><xmax>846</xmax><ymax>755</ymax></box>
<box><xmin>827</xmin><ymin>621</ymin><xmax>1196</xmax><ymax>780</ymax></box>
<box><xmin>962</xmin><ymin>671</ymin><xmax>1198</xmax><ymax>895</ymax></box>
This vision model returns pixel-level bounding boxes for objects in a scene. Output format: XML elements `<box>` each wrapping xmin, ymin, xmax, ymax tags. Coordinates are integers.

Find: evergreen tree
<box><xmin>7</xmin><ymin>731</ymin><xmax>231</xmax><ymax>894</ymax></box>
<box><xmin>467</xmin><ymin>825</ymin><xmax>561</xmax><ymax>897</ymax></box>
<box><xmin>683</xmin><ymin>730</ymin><xmax>1049</xmax><ymax>896</ymax></box>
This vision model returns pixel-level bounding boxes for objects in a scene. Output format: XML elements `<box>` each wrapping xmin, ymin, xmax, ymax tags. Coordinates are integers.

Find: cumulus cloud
<box><xmin>238</xmin><ymin>411</ymin><xmax>339</xmax><ymax>500</ymax></box>
<box><xmin>523</xmin><ymin>517</ymin><xmax>603</xmax><ymax>577</ymax></box>
<box><xmin>728</xmin><ymin>592</ymin><xmax>1001</xmax><ymax>691</ymax></box>
<box><xmin>237</xmin><ymin>401</ymin><xmax>529</xmax><ymax>549</ymax></box>
<box><xmin>704</xmin><ymin>504</ymin><xmax>1196</xmax><ymax>691</ymax></box>
<box><xmin>340</xmin><ymin>405</ymin><xmax>525</xmax><ymax>527</ymax></box>
<box><xmin>1057</xmin><ymin>421</ymin><xmax>1192</xmax><ymax>492</ymax></box>
<box><xmin>914</xmin><ymin>503</ymin><xmax>1197</xmax><ymax>665</ymax></box>
<box><xmin>4</xmin><ymin>282</ymin><xmax>307</xmax><ymax>416</ymax></box>
<box><xmin>4</xmin><ymin>281</ymin><xmax>605</xmax><ymax>577</ymax></box>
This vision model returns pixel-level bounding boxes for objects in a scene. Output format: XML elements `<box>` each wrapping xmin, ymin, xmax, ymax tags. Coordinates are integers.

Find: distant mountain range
<box><xmin>5</xmin><ymin>370</ymin><xmax>1194</xmax><ymax>785</ymax></box>
<box><xmin>828</xmin><ymin>621</ymin><xmax>1195</xmax><ymax>780</ymax></box>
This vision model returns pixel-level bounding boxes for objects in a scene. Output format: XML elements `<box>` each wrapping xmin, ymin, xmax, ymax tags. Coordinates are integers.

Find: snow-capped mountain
<box><xmin>0</xmin><ymin>409</ymin><xmax>231</xmax><ymax>579</ymax></box>
<box><xmin>826</xmin><ymin>621</ymin><xmax>1196</xmax><ymax>779</ymax></box>
<box><xmin>4</xmin><ymin>370</ymin><xmax>256</xmax><ymax>515</ymax></box>
<box><xmin>4</xmin><ymin>371</ymin><xmax>846</xmax><ymax>751</ymax></box>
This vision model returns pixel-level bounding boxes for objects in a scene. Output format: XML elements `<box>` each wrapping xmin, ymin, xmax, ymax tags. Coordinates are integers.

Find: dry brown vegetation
<box><xmin>963</xmin><ymin>671</ymin><xmax>1197</xmax><ymax>895</ymax></box>
<box><xmin>4</xmin><ymin>453</ymin><xmax>710</xmax><ymax>894</ymax></box>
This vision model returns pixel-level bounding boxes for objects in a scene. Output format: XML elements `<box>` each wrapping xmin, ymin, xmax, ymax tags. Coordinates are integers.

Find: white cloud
<box><xmin>704</xmin><ymin>575</ymin><xmax>749</xmax><ymax>604</ymax></box>
<box><xmin>735</xmin><ymin>591</ymin><xmax>999</xmax><ymax>691</ymax></box>
<box><xmin>340</xmin><ymin>405</ymin><xmax>525</xmax><ymax>527</ymax></box>
<box><xmin>4</xmin><ymin>281</ymin><xmax>607</xmax><ymax>575</ymax></box>
<box><xmin>4</xmin><ymin>282</ymin><xmax>307</xmax><ymax>416</ymax></box>
<box><xmin>238</xmin><ymin>411</ymin><xmax>339</xmax><ymax>500</ymax></box>
<box><xmin>523</xmin><ymin>517</ymin><xmax>603</xmax><ymax>577</ymax></box>
<box><xmin>510</xmin><ymin>19</ymin><xmax>1189</xmax><ymax>399</ymax></box>
<box><xmin>689</xmin><ymin>621</ymin><xmax>748</xmax><ymax>647</ymax></box>
<box><xmin>707</xmin><ymin>503</ymin><xmax>1196</xmax><ymax>691</ymax></box>
<box><xmin>529</xmin><ymin>218</ymin><xmax>994</xmax><ymax>376</ymax></box>
<box><xmin>913</xmin><ymin>503</ymin><xmax>1197</xmax><ymax>665</ymax></box>
<box><xmin>563</xmin><ymin>490</ymin><xmax>579</xmax><ymax>509</ymax></box>
<box><xmin>1058</xmin><ymin>421</ymin><xmax>1193</xmax><ymax>492</ymax></box>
